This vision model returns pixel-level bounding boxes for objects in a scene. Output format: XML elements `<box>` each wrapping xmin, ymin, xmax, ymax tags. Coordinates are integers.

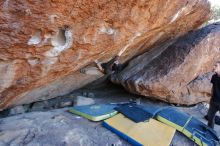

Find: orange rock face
<box><xmin>0</xmin><ymin>0</ymin><xmax>210</xmax><ymax>110</ymax></box>
<box><xmin>111</xmin><ymin>23</ymin><xmax>220</xmax><ymax>105</ymax></box>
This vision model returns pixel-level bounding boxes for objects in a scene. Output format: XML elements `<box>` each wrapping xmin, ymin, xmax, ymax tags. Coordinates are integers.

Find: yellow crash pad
<box><xmin>104</xmin><ymin>113</ymin><xmax>176</xmax><ymax>146</ymax></box>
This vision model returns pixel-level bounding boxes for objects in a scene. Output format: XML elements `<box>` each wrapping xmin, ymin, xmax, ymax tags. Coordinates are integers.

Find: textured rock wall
<box><xmin>0</xmin><ymin>0</ymin><xmax>210</xmax><ymax>110</ymax></box>
<box><xmin>111</xmin><ymin>23</ymin><xmax>220</xmax><ymax>105</ymax></box>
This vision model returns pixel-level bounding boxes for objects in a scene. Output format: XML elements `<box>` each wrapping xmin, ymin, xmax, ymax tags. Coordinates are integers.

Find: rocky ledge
<box><xmin>111</xmin><ymin>23</ymin><xmax>220</xmax><ymax>105</ymax></box>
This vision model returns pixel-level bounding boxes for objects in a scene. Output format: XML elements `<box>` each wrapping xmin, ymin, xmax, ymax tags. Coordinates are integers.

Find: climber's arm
<box><xmin>95</xmin><ymin>55</ymin><xmax>120</xmax><ymax>74</ymax></box>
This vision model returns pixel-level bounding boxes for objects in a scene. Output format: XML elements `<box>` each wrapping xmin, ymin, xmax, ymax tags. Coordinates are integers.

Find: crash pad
<box><xmin>68</xmin><ymin>104</ymin><xmax>118</xmax><ymax>121</ymax></box>
<box><xmin>138</xmin><ymin>105</ymin><xmax>220</xmax><ymax>146</ymax></box>
<box><xmin>114</xmin><ymin>104</ymin><xmax>153</xmax><ymax>122</ymax></box>
<box><xmin>102</xmin><ymin>113</ymin><xmax>176</xmax><ymax>146</ymax></box>
<box><xmin>156</xmin><ymin>108</ymin><xmax>220</xmax><ymax>146</ymax></box>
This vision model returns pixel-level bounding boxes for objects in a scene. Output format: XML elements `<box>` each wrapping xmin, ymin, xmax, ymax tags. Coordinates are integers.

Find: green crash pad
<box><xmin>69</xmin><ymin>104</ymin><xmax>118</xmax><ymax>121</ymax></box>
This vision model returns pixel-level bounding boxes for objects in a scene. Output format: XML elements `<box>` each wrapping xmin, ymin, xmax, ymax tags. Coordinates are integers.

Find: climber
<box><xmin>95</xmin><ymin>55</ymin><xmax>126</xmax><ymax>75</ymax></box>
<box><xmin>206</xmin><ymin>61</ymin><xmax>220</xmax><ymax>129</ymax></box>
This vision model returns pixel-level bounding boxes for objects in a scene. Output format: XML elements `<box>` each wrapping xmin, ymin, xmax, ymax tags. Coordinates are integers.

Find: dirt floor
<box><xmin>0</xmin><ymin>81</ymin><xmax>219</xmax><ymax>146</ymax></box>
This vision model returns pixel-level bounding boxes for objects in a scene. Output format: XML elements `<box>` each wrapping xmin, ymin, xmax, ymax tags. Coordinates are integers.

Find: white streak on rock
<box><xmin>170</xmin><ymin>7</ymin><xmax>187</xmax><ymax>23</ymax></box>
<box><xmin>0</xmin><ymin>61</ymin><xmax>16</xmax><ymax>92</ymax></box>
<box><xmin>45</xmin><ymin>28</ymin><xmax>73</xmax><ymax>57</ymax></box>
<box><xmin>28</xmin><ymin>58</ymin><xmax>40</xmax><ymax>66</ymax></box>
<box><xmin>41</xmin><ymin>57</ymin><xmax>58</xmax><ymax>76</ymax></box>
<box><xmin>118</xmin><ymin>32</ymin><xmax>141</xmax><ymax>56</ymax></box>
<box><xmin>28</xmin><ymin>30</ymin><xmax>42</xmax><ymax>45</ymax></box>
<box><xmin>99</xmin><ymin>26</ymin><xmax>116</xmax><ymax>35</ymax></box>
<box><xmin>3</xmin><ymin>0</ymin><xmax>10</xmax><ymax>11</ymax></box>
<box><xmin>2</xmin><ymin>0</ymin><xmax>13</xmax><ymax>21</ymax></box>
<box><xmin>42</xmin><ymin>57</ymin><xmax>58</xmax><ymax>66</ymax></box>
